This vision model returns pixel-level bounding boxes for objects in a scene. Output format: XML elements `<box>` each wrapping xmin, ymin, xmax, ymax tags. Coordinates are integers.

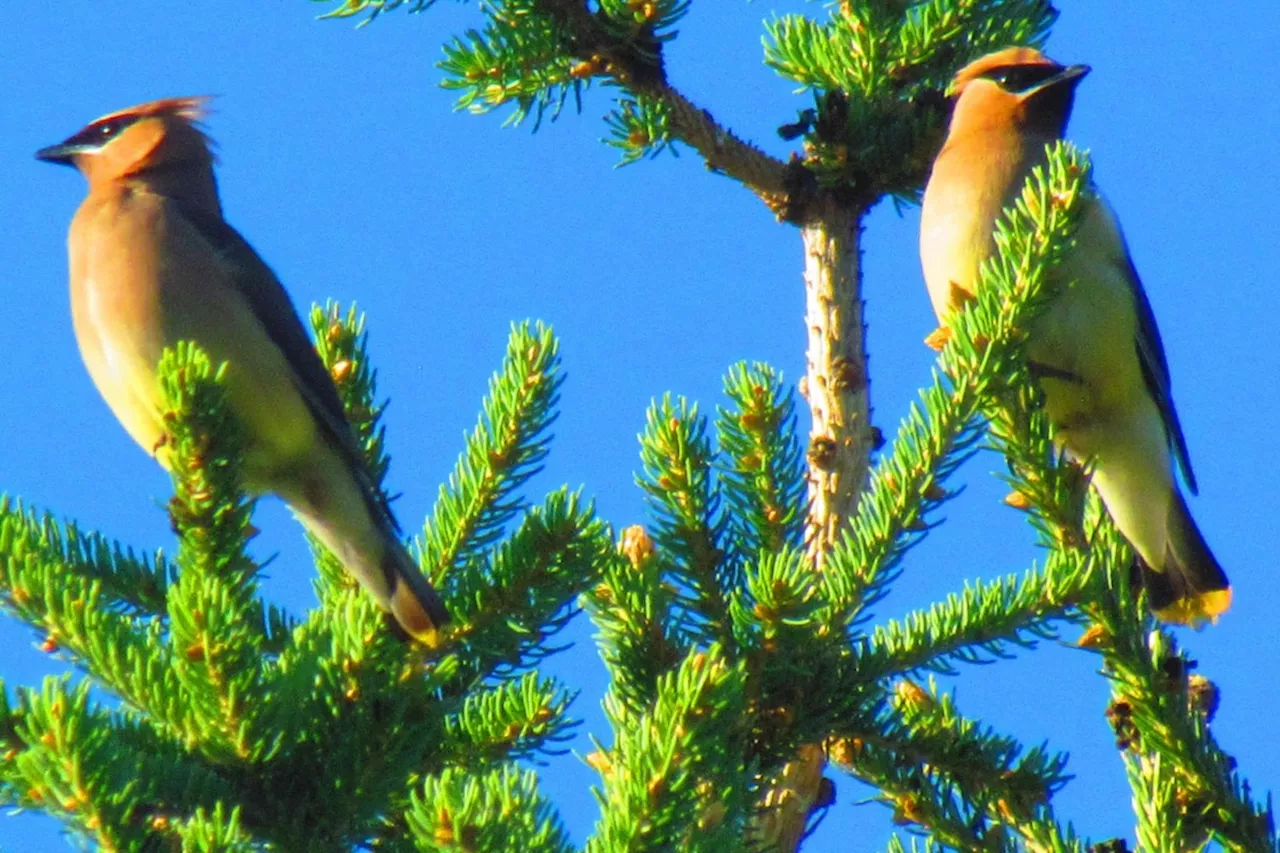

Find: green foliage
<box><xmin>764</xmin><ymin>0</ymin><xmax>1056</xmax><ymax>198</ymax></box>
<box><xmin>603</xmin><ymin>96</ymin><xmax>674</xmax><ymax>164</ymax></box>
<box><xmin>572</xmin><ymin>138</ymin><xmax>1106</xmax><ymax>837</ymax></box>
<box><xmin>1078</xmin><ymin>516</ymin><xmax>1279</xmax><ymax>853</ymax></box>
<box><xmin>636</xmin><ymin>395</ymin><xmax>733</xmax><ymax>649</ymax></box>
<box><xmin>718</xmin><ymin>363</ymin><xmax>806</xmax><ymax>560</ymax></box>
<box><xmin>8</xmin><ymin>3</ymin><xmax>1276</xmax><ymax>851</ymax></box>
<box><xmin>416</xmin><ymin>320</ymin><xmax>563</xmax><ymax>588</ymax></box>
<box><xmin>0</xmin><ymin>319</ymin><xmax>611</xmax><ymax>849</ymax></box>
<box><xmin>439</xmin><ymin>2</ymin><xmax>586</xmax><ymax>129</ymax></box>
<box><xmin>407</xmin><ymin>765</ymin><xmax>574</xmax><ymax>853</ymax></box>
<box><xmin>586</xmin><ymin>645</ymin><xmax>749</xmax><ymax>853</ymax></box>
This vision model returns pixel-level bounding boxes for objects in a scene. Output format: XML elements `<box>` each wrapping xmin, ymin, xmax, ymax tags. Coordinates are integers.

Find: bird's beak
<box><xmin>1030</xmin><ymin>63</ymin><xmax>1091</xmax><ymax>96</ymax></box>
<box><xmin>35</xmin><ymin>137</ymin><xmax>92</xmax><ymax>167</ymax></box>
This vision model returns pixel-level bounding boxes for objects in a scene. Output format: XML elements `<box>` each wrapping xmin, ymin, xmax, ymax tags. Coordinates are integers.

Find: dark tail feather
<box><xmin>1142</xmin><ymin>491</ymin><xmax>1230</xmax><ymax>626</ymax></box>
<box><xmin>384</xmin><ymin>543</ymin><xmax>450</xmax><ymax>645</ymax></box>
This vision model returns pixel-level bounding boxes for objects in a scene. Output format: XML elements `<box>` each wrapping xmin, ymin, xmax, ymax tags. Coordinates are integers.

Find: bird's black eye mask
<box><xmin>65</xmin><ymin>114</ymin><xmax>144</xmax><ymax>151</ymax></box>
<box><xmin>978</xmin><ymin>63</ymin><xmax>1065</xmax><ymax>94</ymax></box>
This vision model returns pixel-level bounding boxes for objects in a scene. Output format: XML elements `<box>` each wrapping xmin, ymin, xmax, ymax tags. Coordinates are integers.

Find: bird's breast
<box><xmin>68</xmin><ymin>189</ymin><xmax>320</xmax><ymax>480</ymax></box>
<box><xmin>69</xmin><ymin>193</ymin><xmax>172</xmax><ymax>459</ymax></box>
<box><xmin>919</xmin><ymin>136</ymin><xmax>1037</xmax><ymax>317</ymax></box>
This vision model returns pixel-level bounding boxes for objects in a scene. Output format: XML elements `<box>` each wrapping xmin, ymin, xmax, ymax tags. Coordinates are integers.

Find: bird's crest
<box><xmin>91</xmin><ymin>96</ymin><xmax>219</xmax><ymax>167</ymax></box>
<box><xmin>92</xmin><ymin>96</ymin><xmax>214</xmax><ymax>128</ymax></box>
<box><xmin>37</xmin><ymin>95</ymin><xmax>222</xmax><ymax>187</ymax></box>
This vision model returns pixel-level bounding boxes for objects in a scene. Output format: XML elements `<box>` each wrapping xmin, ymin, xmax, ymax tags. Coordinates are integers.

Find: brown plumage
<box><xmin>920</xmin><ymin>48</ymin><xmax>1229</xmax><ymax>624</ymax></box>
<box><xmin>37</xmin><ymin>97</ymin><xmax>449</xmax><ymax>643</ymax></box>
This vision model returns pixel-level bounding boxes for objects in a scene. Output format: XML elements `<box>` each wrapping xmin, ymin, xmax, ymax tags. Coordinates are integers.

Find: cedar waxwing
<box><xmin>919</xmin><ymin>48</ymin><xmax>1230</xmax><ymax>625</ymax></box>
<box><xmin>37</xmin><ymin>97</ymin><xmax>449</xmax><ymax>642</ymax></box>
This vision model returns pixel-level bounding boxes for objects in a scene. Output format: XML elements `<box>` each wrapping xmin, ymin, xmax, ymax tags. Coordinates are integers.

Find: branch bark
<box><xmin>531</xmin><ymin>7</ymin><xmax>872</xmax><ymax>847</ymax></box>
<box><xmin>801</xmin><ymin>199</ymin><xmax>871</xmax><ymax>565</ymax></box>
<box><xmin>754</xmin><ymin>199</ymin><xmax>871</xmax><ymax>852</ymax></box>
<box><xmin>537</xmin><ymin>0</ymin><xmax>815</xmax><ymax>218</ymax></box>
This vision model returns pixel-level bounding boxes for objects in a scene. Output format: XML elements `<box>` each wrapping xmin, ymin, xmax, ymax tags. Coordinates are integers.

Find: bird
<box><xmin>919</xmin><ymin>48</ymin><xmax>1230</xmax><ymax>625</ymax></box>
<box><xmin>36</xmin><ymin>97</ymin><xmax>449</xmax><ymax>643</ymax></box>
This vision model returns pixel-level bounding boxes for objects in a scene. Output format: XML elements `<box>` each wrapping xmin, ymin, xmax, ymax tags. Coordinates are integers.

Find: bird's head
<box><xmin>947</xmin><ymin>47</ymin><xmax>1089</xmax><ymax>138</ymax></box>
<box><xmin>36</xmin><ymin>97</ymin><xmax>216</xmax><ymax>185</ymax></box>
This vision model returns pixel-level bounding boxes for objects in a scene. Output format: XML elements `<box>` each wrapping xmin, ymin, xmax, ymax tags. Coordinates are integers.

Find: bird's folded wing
<box><xmin>175</xmin><ymin>201</ymin><xmax>402</xmax><ymax>531</ymax></box>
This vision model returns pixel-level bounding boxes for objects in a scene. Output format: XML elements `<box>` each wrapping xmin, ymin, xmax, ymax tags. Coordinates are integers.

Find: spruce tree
<box><xmin>2</xmin><ymin>2</ymin><xmax>1274</xmax><ymax>851</ymax></box>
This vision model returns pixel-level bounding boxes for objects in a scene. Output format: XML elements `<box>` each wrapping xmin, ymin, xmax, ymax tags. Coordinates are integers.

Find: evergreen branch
<box><xmin>1079</xmin><ymin>522</ymin><xmax>1279</xmax><ymax>853</ymax></box>
<box><xmin>229</xmin><ymin>629</ymin><xmax>451</xmax><ymax>848</ymax></box>
<box><xmin>959</xmin><ymin>179</ymin><xmax>1275</xmax><ymax>853</ymax></box>
<box><xmin>717</xmin><ymin>363</ymin><xmax>806</xmax><ymax>560</ymax></box>
<box><xmin>936</xmin><ymin>142</ymin><xmax>1092</xmax><ymax>393</ymax></box>
<box><xmin>266</xmin><ymin>584</ymin><xmax>454</xmax><ymax>744</ymax></box>
<box><xmin>847</xmin><ymin>734</ymin><xmax>1010</xmax><ymax>852</ymax></box>
<box><xmin>0</xmin><ymin>677</ymin><xmax>235</xmax><ymax>851</ymax></box>
<box><xmin>408</xmin><ymin>0</ymin><xmax>799</xmax><ymax>209</ymax></box>
<box><xmin>171</xmin><ymin>802</ymin><xmax>256</xmax><ymax>852</ymax></box>
<box><xmin>450</xmin><ymin>488</ymin><xmax>611</xmax><ymax>680</ymax></box>
<box><xmin>761</xmin><ymin>141</ymin><xmax>1091</xmax><ymax>853</ymax></box>
<box><xmin>244</xmin><ymin>630</ymin><xmax>455</xmax><ymax>849</ymax></box>
<box><xmin>984</xmin><ymin>388</ymin><xmax>1091</xmax><ymax>553</ymax></box>
<box><xmin>637</xmin><ymin>394</ymin><xmax>734</xmax><ymax>651</ymax></box>
<box><xmin>586</xmin><ymin>645</ymin><xmax>748</xmax><ymax>853</ymax></box>
<box><xmin>0</xmin><ymin>501</ymin><xmax>159</xmax><ymax>653</ymax></box>
<box><xmin>949</xmin><ymin>161</ymin><xmax>1275</xmax><ymax>853</ymax></box>
<box><xmin>896</xmin><ymin>0</ymin><xmax>1057</xmax><ymax>88</ymax></box>
<box><xmin>305</xmin><ymin>302</ymin><xmax>452</xmax><ymax>665</ymax></box>
<box><xmin>732</xmin><ymin>547</ymin><xmax>824</xmax><ymax>659</ymax></box>
<box><xmin>585</xmin><ymin>525</ymin><xmax>685</xmax><ymax>722</ymax></box>
<box><xmin>310</xmin><ymin>302</ymin><xmax>395</xmax><ymax>496</ymax></box>
<box><xmin>834</xmin><ymin>686</ymin><xmax>1088</xmax><ymax>853</ymax></box>
<box><xmin>268</xmin><ymin>569</ymin><xmax>455</xmax><ymax>761</ymax></box>
<box><xmin>764</xmin><ymin>13</ymin><xmax>879</xmax><ymax>95</ymax></box>
<box><xmin>158</xmin><ymin>344</ymin><xmax>268</xmax><ymax>764</ymax></box>
<box><xmin>874</xmin><ymin>679</ymin><xmax>1080</xmax><ymax>851</ymax></box>
<box><xmin>3</xmin><ymin>509</ymin><xmax>171</xmax><ymax>617</ymax></box>
<box><xmin>0</xmin><ymin>499</ymin><xmax>207</xmax><ymax>740</ymax></box>
<box><xmin>603</xmin><ymin>94</ymin><xmax>675</xmax><ymax>164</ymax></box>
<box><xmin>535</xmin><ymin>0</ymin><xmax>793</xmax><ymax>201</ymax></box>
<box><xmin>405</xmin><ymin>765</ymin><xmax>573</xmax><ymax>853</ymax></box>
<box><xmin>732</xmin><ymin>548</ymin><xmax>878</xmax><ymax>764</ymax></box>
<box><xmin>630</xmin><ymin>65</ymin><xmax>797</xmax><ymax>208</ymax></box>
<box><xmin>440</xmin><ymin>671</ymin><xmax>576</xmax><ymax>766</ymax></box>
<box><xmin>856</xmin><ymin>556</ymin><xmax>1093</xmax><ymax>683</ymax></box>
<box><xmin>885</xmin><ymin>836</ymin><xmax>948</xmax><ymax>853</ymax></box>
<box><xmin>439</xmin><ymin>2</ymin><xmax>585</xmax><ymax>129</ymax></box>
<box><xmin>1127</xmin><ymin>753</ymin><xmax>1191</xmax><ymax>853</ymax></box>
<box><xmin>307</xmin><ymin>301</ymin><xmax>406</xmax><ymax>605</ymax></box>
<box><xmin>763</xmin><ymin>2</ymin><xmax>1058</xmax><ymax>205</ymax></box>
<box><xmin>819</xmin><ymin>373</ymin><xmax>984</xmax><ymax>623</ymax></box>
<box><xmin>419</xmin><ymin>321</ymin><xmax>562</xmax><ymax>589</ymax></box>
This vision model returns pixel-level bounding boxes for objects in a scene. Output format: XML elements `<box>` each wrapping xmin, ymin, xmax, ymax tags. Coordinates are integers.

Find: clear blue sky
<box><xmin>3</xmin><ymin>2</ymin><xmax>1277</xmax><ymax>849</ymax></box>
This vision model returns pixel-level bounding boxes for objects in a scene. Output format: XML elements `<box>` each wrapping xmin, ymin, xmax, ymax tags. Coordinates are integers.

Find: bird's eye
<box><xmin>982</xmin><ymin>64</ymin><xmax>1062</xmax><ymax>93</ymax></box>
<box><xmin>58</xmin><ymin>115</ymin><xmax>140</xmax><ymax>153</ymax></box>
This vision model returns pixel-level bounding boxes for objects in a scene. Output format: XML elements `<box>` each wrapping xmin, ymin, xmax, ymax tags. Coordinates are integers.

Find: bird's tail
<box><xmin>1140</xmin><ymin>491</ymin><xmax>1231</xmax><ymax>626</ymax></box>
<box><xmin>384</xmin><ymin>540</ymin><xmax>451</xmax><ymax>647</ymax></box>
<box><xmin>283</xmin><ymin>458</ymin><xmax>450</xmax><ymax>646</ymax></box>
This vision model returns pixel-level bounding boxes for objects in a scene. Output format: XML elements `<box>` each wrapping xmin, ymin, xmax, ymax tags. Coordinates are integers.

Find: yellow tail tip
<box><xmin>924</xmin><ymin>326</ymin><xmax>952</xmax><ymax>351</ymax></box>
<box><xmin>1154</xmin><ymin>587</ymin><xmax>1232</xmax><ymax>627</ymax></box>
<box><xmin>390</xmin><ymin>582</ymin><xmax>448</xmax><ymax>649</ymax></box>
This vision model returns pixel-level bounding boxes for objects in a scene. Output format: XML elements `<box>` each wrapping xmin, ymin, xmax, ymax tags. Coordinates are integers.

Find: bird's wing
<box><xmin>1109</xmin><ymin>220</ymin><xmax>1198</xmax><ymax>495</ymax></box>
<box><xmin>176</xmin><ymin>202</ymin><xmax>402</xmax><ymax>530</ymax></box>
